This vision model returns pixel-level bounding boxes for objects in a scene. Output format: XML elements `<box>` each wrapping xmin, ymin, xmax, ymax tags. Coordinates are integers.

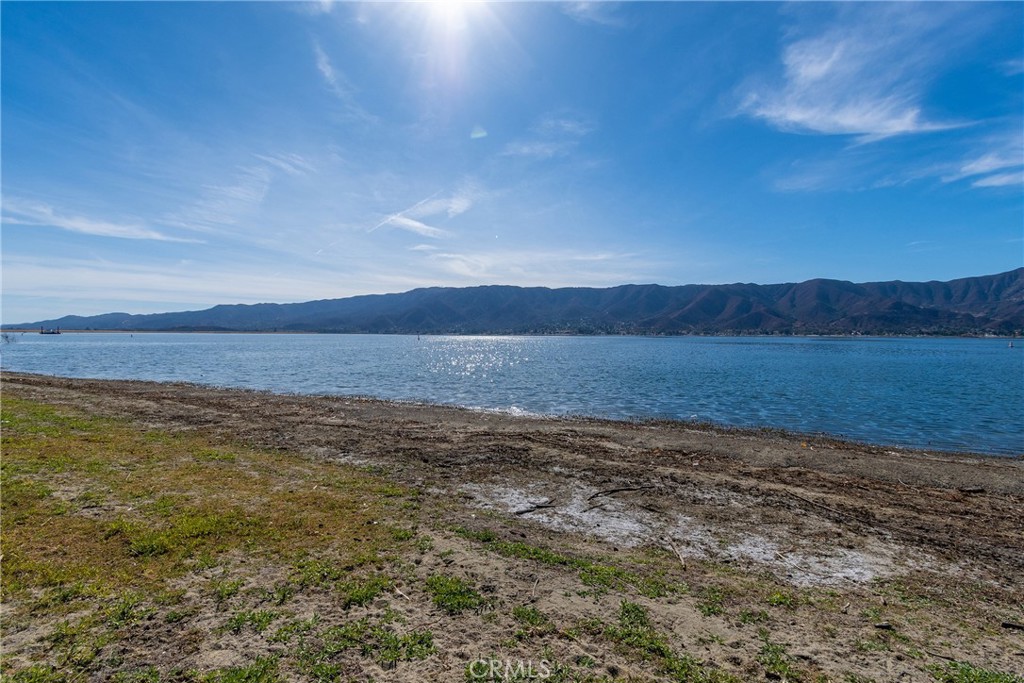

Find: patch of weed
<box><xmin>226</xmin><ymin>609</ymin><xmax>278</xmax><ymax>634</ymax></box>
<box><xmin>512</xmin><ymin>605</ymin><xmax>556</xmax><ymax>640</ymax></box>
<box><xmin>426</xmin><ymin>574</ymin><xmax>489</xmax><ymax>615</ymax></box>
<box><xmin>928</xmin><ymin>661</ymin><xmax>1022</xmax><ymax>683</ymax></box>
<box><xmin>112</xmin><ymin>667</ymin><xmax>161</xmax><ymax>682</ymax></box>
<box><xmin>739</xmin><ymin>609</ymin><xmax>770</xmax><ymax>625</ymax></box>
<box><xmin>293</xmin><ymin>559</ymin><xmax>344</xmax><ymax>588</ymax></box>
<box><xmin>766</xmin><ymin>590</ymin><xmax>798</xmax><ymax>608</ymax></box>
<box><xmin>105</xmin><ymin>592</ymin><xmax>152</xmax><ymax>629</ymax></box>
<box><xmin>210</xmin><ymin>578</ymin><xmax>244</xmax><ymax>607</ymax></box>
<box><xmin>270</xmin><ymin>615</ymin><xmax>320</xmax><ymax>644</ymax></box>
<box><xmin>297</xmin><ymin>618</ymin><xmax>434</xmax><ymax>672</ymax></box>
<box><xmin>697</xmin><ymin>586</ymin><xmax>726</xmax><ymax>616</ymax></box>
<box><xmin>595</xmin><ymin>601</ymin><xmax>739</xmax><ymax>682</ymax></box>
<box><xmin>202</xmin><ymin>655</ymin><xmax>280</xmax><ymax>682</ymax></box>
<box><xmin>5</xmin><ymin>665</ymin><xmax>70</xmax><ymax>683</ymax></box>
<box><xmin>338</xmin><ymin>574</ymin><xmax>392</xmax><ymax>609</ymax></box>
<box><xmin>389</xmin><ymin>527</ymin><xmax>415</xmax><ymax>541</ymax></box>
<box><xmin>454</xmin><ymin>526</ymin><xmax>677</xmax><ymax>598</ymax></box>
<box><xmin>757</xmin><ymin>629</ymin><xmax>803</xmax><ymax>682</ymax></box>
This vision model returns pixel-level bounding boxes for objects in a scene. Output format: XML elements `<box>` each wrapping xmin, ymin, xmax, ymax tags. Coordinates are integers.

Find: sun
<box><xmin>425</xmin><ymin>0</ymin><xmax>478</xmax><ymax>32</ymax></box>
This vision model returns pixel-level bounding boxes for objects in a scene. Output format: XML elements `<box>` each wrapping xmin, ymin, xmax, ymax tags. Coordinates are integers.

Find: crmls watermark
<box><xmin>467</xmin><ymin>657</ymin><xmax>552</xmax><ymax>680</ymax></box>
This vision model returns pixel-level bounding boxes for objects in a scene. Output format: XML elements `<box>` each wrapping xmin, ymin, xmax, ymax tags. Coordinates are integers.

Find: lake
<box><xmin>1</xmin><ymin>332</ymin><xmax>1021</xmax><ymax>456</ymax></box>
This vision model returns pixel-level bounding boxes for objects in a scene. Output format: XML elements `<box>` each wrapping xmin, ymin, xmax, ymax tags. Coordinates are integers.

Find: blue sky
<box><xmin>2</xmin><ymin>1</ymin><xmax>1022</xmax><ymax>323</ymax></box>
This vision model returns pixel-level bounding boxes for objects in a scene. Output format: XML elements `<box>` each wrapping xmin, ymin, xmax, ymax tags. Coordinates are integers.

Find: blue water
<box><xmin>2</xmin><ymin>333</ymin><xmax>1021</xmax><ymax>456</ymax></box>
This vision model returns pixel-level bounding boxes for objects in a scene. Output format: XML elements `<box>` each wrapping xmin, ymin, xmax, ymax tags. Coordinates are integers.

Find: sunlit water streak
<box><xmin>2</xmin><ymin>333</ymin><xmax>1021</xmax><ymax>456</ymax></box>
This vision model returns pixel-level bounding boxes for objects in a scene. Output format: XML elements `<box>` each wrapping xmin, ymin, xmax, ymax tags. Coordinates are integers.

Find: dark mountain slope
<box><xmin>14</xmin><ymin>268</ymin><xmax>1024</xmax><ymax>335</ymax></box>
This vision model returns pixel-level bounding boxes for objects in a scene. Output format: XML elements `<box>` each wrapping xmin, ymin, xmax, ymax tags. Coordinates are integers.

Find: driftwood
<box><xmin>515</xmin><ymin>501</ymin><xmax>557</xmax><ymax>516</ymax></box>
<box><xmin>587</xmin><ymin>485</ymin><xmax>655</xmax><ymax>501</ymax></box>
<box><xmin>663</xmin><ymin>537</ymin><xmax>688</xmax><ymax>569</ymax></box>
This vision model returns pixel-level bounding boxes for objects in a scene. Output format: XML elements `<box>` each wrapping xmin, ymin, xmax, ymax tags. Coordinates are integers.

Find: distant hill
<box><xmin>12</xmin><ymin>268</ymin><xmax>1024</xmax><ymax>336</ymax></box>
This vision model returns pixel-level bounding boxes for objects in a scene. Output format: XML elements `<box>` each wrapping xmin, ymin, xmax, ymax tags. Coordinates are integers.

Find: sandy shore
<box><xmin>3</xmin><ymin>371</ymin><xmax>1022</xmax><ymax>681</ymax></box>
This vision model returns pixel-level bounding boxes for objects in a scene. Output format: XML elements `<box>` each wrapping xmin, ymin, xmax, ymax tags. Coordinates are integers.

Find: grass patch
<box><xmin>757</xmin><ymin>629</ymin><xmax>803</xmax><ymax>682</ymax></box>
<box><xmin>512</xmin><ymin>605</ymin><xmax>556</xmax><ymax>640</ymax></box>
<box><xmin>594</xmin><ymin>601</ymin><xmax>738</xmax><ymax>683</ymax></box>
<box><xmin>696</xmin><ymin>585</ymin><xmax>726</xmax><ymax>616</ymax></box>
<box><xmin>225</xmin><ymin>609</ymin><xmax>278</xmax><ymax>634</ymax></box>
<box><xmin>210</xmin><ymin>578</ymin><xmax>245</xmax><ymax>608</ymax></box>
<box><xmin>338</xmin><ymin>574</ymin><xmax>392</xmax><ymax>608</ymax></box>
<box><xmin>295</xmin><ymin>618</ymin><xmax>435</xmax><ymax>673</ymax></box>
<box><xmin>453</xmin><ymin>526</ymin><xmax>677</xmax><ymax>598</ymax></box>
<box><xmin>765</xmin><ymin>590</ymin><xmax>798</xmax><ymax>608</ymax></box>
<box><xmin>426</xmin><ymin>574</ymin><xmax>490</xmax><ymax>615</ymax></box>
<box><xmin>0</xmin><ymin>394</ymin><xmax>418</xmax><ymax>681</ymax></box>
<box><xmin>929</xmin><ymin>661</ymin><xmax>1024</xmax><ymax>683</ymax></box>
<box><xmin>739</xmin><ymin>609</ymin><xmax>770</xmax><ymax>625</ymax></box>
<box><xmin>202</xmin><ymin>656</ymin><xmax>281</xmax><ymax>682</ymax></box>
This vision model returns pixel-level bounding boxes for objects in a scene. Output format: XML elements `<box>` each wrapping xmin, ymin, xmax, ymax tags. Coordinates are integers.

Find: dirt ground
<box><xmin>2</xmin><ymin>371</ymin><xmax>1022</xmax><ymax>682</ymax></box>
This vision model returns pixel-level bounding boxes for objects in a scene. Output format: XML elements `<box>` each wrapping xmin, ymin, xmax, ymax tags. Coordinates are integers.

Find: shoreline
<box><xmin>2</xmin><ymin>327</ymin><xmax>1020</xmax><ymax>339</ymax></box>
<box><xmin>3</xmin><ymin>371</ymin><xmax>1022</xmax><ymax>681</ymax></box>
<box><xmin>2</xmin><ymin>370</ymin><xmax>1020</xmax><ymax>460</ymax></box>
<box><xmin>4</xmin><ymin>369</ymin><xmax>1022</xmax><ymax>494</ymax></box>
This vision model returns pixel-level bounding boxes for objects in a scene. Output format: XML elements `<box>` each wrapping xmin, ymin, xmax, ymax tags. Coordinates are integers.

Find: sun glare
<box><xmin>426</xmin><ymin>0</ymin><xmax>476</xmax><ymax>31</ymax></box>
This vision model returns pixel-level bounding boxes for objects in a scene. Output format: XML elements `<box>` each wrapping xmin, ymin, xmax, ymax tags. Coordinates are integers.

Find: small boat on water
<box><xmin>39</xmin><ymin>326</ymin><xmax>61</xmax><ymax>335</ymax></box>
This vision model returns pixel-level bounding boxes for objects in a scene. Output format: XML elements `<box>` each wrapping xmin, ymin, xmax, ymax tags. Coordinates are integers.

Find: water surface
<box><xmin>2</xmin><ymin>333</ymin><xmax>1020</xmax><ymax>456</ymax></box>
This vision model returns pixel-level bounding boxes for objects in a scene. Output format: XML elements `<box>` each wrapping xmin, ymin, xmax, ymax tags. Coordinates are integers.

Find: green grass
<box><xmin>765</xmin><ymin>590</ymin><xmax>798</xmax><ymax>608</ymax></box>
<box><xmin>337</xmin><ymin>574</ymin><xmax>392</xmax><ymax>608</ymax></box>
<box><xmin>757</xmin><ymin>629</ymin><xmax>803</xmax><ymax>682</ymax></box>
<box><xmin>295</xmin><ymin>618</ymin><xmax>435</xmax><ymax>673</ymax></box>
<box><xmin>0</xmin><ymin>394</ymin><xmax>419</xmax><ymax>681</ymax></box>
<box><xmin>696</xmin><ymin>586</ymin><xmax>725</xmax><ymax>616</ymax></box>
<box><xmin>453</xmin><ymin>526</ymin><xmax>678</xmax><ymax>598</ymax></box>
<box><xmin>512</xmin><ymin>605</ymin><xmax>556</xmax><ymax>640</ymax></box>
<box><xmin>293</xmin><ymin>558</ymin><xmax>345</xmax><ymax>588</ymax></box>
<box><xmin>596</xmin><ymin>601</ymin><xmax>739</xmax><ymax>683</ymax></box>
<box><xmin>929</xmin><ymin>661</ymin><xmax>1024</xmax><ymax>683</ymax></box>
<box><xmin>426</xmin><ymin>574</ymin><xmax>490</xmax><ymax>615</ymax></box>
<box><xmin>201</xmin><ymin>656</ymin><xmax>281</xmax><ymax>682</ymax></box>
<box><xmin>739</xmin><ymin>609</ymin><xmax>769</xmax><ymax>625</ymax></box>
<box><xmin>210</xmin><ymin>578</ymin><xmax>245</xmax><ymax>607</ymax></box>
<box><xmin>225</xmin><ymin>609</ymin><xmax>278</xmax><ymax>634</ymax></box>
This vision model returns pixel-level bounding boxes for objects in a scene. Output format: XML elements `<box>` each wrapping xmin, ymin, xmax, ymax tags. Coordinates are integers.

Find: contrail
<box><xmin>369</xmin><ymin>189</ymin><xmax>443</xmax><ymax>232</ymax></box>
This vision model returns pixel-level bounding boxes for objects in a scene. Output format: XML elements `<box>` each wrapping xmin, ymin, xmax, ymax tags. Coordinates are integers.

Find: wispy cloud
<box><xmin>503</xmin><ymin>112</ymin><xmax>596</xmax><ymax>159</ymax></box>
<box><xmin>957</xmin><ymin>153</ymin><xmax>1021</xmax><ymax>178</ymax></box>
<box><xmin>313</xmin><ymin>39</ymin><xmax>341</xmax><ymax>92</ymax></box>
<box><xmin>940</xmin><ymin>134</ymin><xmax>1024</xmax><ymax>188</ymax></box>
<box><xmin>310</xmin><ymin>0</ymin><xmax>334</xmax><ymax>16</ymax></box>
<box><xmin>972</xmin><ymin>170</ymin><xmax>1024</xmax><ymax>188</ymax></box>
<box><xmin>385</xmin><ymin>215</ymin><xmax>450</xmax><ymax>239</ymax></box>
<box><xmin>311</xmin><ymin>39</ymin><xmax>377</xmax><ymax>124</ymax></box>
<box><xmin>411</xmin><ymin>184</ymin><xmax>478</xmax><ymax>219</ymax></box>
<box><xmin>535</xmin><ymin>115</ymin><xmax>597</xmax><ymax>137</ymax></box>
<box><xmin>561</xmin><ymin>2</ymin><xmax>626</xmax><ymax>28</ymax></box>
<box><xmin>502</xmin><ymin>141</ymin><xmax>575</xmax><ymax>160</ymax></box>
<box><xmin>253</xmin><ymin>153</ymin><xmax>315</xmax><ymax>176</ymax></box>
<box><xmin>741</xmin><ymin>5</ymin><xmax>970</xmax><ymax>142</ymax></box>
<box><xmin>0</xmin><ymin>254</ymin><xmax>366</xmax><ymax>318</ymax></box>
<box><xmin>423</xmin><ymin>248</ymin><xmax>645</xmax><ymax>285</ymax></box>
<box><xmin>1000</xmin><ymin>58</ymin><xmax>1024</xmax><ymax>76</ymax></box>
<box><xmin>163</xmin><ymin>165</ymin><xmax>272</xmax><ymax>233</ymax></box>
<box><xmin>371</xmin><ymin>190</ymin><xmax>450</xmax><ymax>239</ymax></box>
<box><xmin>2</xmin><ymin>198</ymin><xmax>200</xmax><ymax>243</ymax></box>
<box><xmin>371</xmin><ymin>182</ymin><xmax>487</xmax><ymax>238</ymax></box>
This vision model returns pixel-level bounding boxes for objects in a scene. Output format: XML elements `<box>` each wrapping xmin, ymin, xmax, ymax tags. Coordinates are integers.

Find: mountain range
<box><xmin>13</xmin><ymin>268</ymin><xmax>1024</xmax><ymax>336</ymax></box>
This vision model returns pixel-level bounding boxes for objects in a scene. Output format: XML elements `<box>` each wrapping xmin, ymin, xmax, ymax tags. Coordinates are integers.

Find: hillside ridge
<box><xmin>13</xmin><ymin>268</ymin><xmax>1024</xmax><ymax>335</ymax></box>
